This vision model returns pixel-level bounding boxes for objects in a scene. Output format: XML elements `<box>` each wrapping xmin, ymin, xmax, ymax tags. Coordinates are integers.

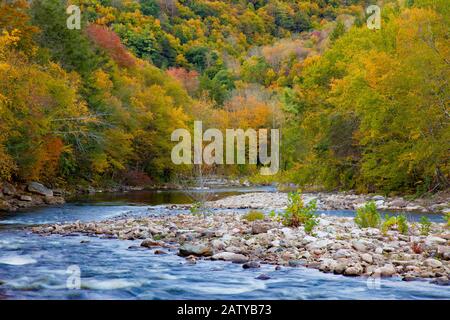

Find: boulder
<box><xmin>27</xmin><ymin>182</ymin><xmax>53</xmax><ymax>197</ymax></box>
<box><xmin>242</xmin><ymin>261</ymin><xmax>260</xmax><ymax>269</ymax></box>
<box><xmin>437</xmin><ymin>245</ymin><xmax>450</xmax><ymax>260</ymax></box>
<box><xmin>19</xmin><ymin>195</ymin><xmax>32</xmax><ymax>202</ymax></box>
<box><xmin>2</xmin><ymin>183</ymin><xmax>16</xmax><ymax>196</ymax></box>
<box><xmin>179</xmin><ymin>243</ymin><xmax>213</xmax><ymax>257</ymax></box>
<box><xmin>306</xmin><ymin>239</ymin><xmax>332</xmax><ymax>251</ymax></box>
<box><xmin>360</xmin><ymin>253</ymin><xmax>373</xmax><ymax>264</ymax></box>
<box><xmin>251</xmin><ymin>223</ymin><xmax>269</xmax><ymax>234</ymax></box>
<box><xmin>344</xmin><ymin>264</ymin><xmax>363</xmax><ymax>276</ymax></box>
<box><xmin>352</xmin><ymin>240</ymin><xmax>367</xmax><ymax>252</ymax></box>
<box><xmin>424</xmin><ymin>258</ymin><xmax>443</xmax><ymax>268</ymax></box>
<box><xmin>141</xmin><ymin>238</ymin><xmax>164</xmax><ymax>248</ymax></box>
<box><xmin>378</xmin><ymin>264</ymin><xmax>396</xmax><ymax>277</ymax></box>
<box><xmin>211</xmin><ymin>252</ymin><xmax>249</xmax><ymax>263</ymax></box>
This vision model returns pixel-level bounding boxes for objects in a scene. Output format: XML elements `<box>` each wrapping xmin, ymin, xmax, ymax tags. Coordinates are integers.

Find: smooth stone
<box><xmin>179</xmin><ymin>243</ymin><xmax>213</xmax><ymax>257</ymax></box>
<box><xmin>27</xmin><ymin>182</ymin><xmax>53</xmax><ymax>197</ymax></box>
<box><xmin>19</xmin><ymin>195</ymin><xmax>32</xmax><ymax>202</ymax></box>
<box><xmin>252</xmin><ymin>223</ymin><xmax>269</xmax><ymax>234</ymax></box>
<box><xmin>211</xmin><ymin>252</ymin><xmax>248</xmax><ymax>263</ymax></box>
<box><xmin>255</xmin><ymin>274</ymin><xmax>271</xmax><ymax>280</ymax></box>
<box><xmin>360</xmin><ymin>253</ymin><xmax>373</xmax><ymax>264</ymax></box>
<box><xmin>242</xmin><ymin>261</ymin><xmax>261</xmax><ymax>269</ymax></box>
<box><xmin>352</xmin><ymin>240</ymin><xmax>367</xmax><ymax>252</ymax></box>
<box><xmin>424</xmin><ymin>258</ymin><xmax>443</xmax><ymax>268</ymax></box>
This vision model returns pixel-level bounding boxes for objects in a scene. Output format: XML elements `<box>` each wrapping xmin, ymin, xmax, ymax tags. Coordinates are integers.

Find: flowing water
<box><xmin>0</xmin><ymin>187</ymin><xmax>449</xmax><ymax>300</ymax></box>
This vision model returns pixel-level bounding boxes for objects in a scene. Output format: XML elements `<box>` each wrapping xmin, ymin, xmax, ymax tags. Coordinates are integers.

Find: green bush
<box><xmin>445</xmin><ymin>212</ymin><xmax>450</xmax><ymax>227</ymax></box>
<box><xmin>381</xmin><ymin>214</ymin><xmax>409</xmax><ymax>235</ymax></box>
<box><xmin>279</xmin><ymin>191</ymin><xmax>318</xmax><ymax>234</ymax></box>
<box><xmin>243</xmin><ymin>210</ymin><xmax>265</xmax><ymax>222</ymax></box>
<box><xmin>354</xmin><ymin>201</ymin><xmax>381</xmax><ymax>228</ymax></box>
<box><xmin>419</xmin><ymin>216</ymin><xmax>432</xmax><ymax>235</ymax></box>
<box><xmin>397</xmin><ymin>214</ymin><xmax>409</xmax><ymax>235</ymax></box>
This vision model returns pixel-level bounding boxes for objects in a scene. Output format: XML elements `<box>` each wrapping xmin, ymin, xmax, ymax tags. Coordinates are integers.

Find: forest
<box><xmin>0</xmin><ymin>0</ymin><xmax>448</xmax><ymax>194</ymax></box>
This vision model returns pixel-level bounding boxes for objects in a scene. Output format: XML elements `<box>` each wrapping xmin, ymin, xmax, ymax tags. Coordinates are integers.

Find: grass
<box><xmin>242</xmin><ymin>210</ymin><xmax>265</xmax><ymax>222</ymax></box>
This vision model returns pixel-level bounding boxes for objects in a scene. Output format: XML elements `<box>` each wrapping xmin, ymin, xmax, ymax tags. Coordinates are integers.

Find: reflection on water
<box><xmin>70</xmin><ymin>186</ymin><xmax>277</xmax><ymax>205</ymax></box>
<box><xmin>0</xmin><ymin>187</ymin><xmax>449</xmax><ymax>300</ymax></box>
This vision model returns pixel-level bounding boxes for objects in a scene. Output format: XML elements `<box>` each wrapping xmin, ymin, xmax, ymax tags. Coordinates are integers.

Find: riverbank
<box><xmin>0</xmin><ymin>182</ymin><xmax>65</xmax><ymax>212</ymax></box>
<box><xmin>206</xmin><ymin>191</ymin><xmax>450</xmax><ymax>214</ymax></box>
<box><xmin>30</xmin><ymin>208</ymin><xmax>449</xmax><ymax>285</ymax></box>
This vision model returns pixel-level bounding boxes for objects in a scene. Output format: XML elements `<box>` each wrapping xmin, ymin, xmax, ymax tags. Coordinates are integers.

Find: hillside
<box><xmin>0</xmin><ymin>0</ymin><xmax>448</xmax><ymax>195</ymax></box>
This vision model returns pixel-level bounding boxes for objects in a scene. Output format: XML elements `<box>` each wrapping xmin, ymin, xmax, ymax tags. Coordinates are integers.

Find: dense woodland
<box><xmin>0</xmin><ymin>0</ymin><xmax>448</xmax><ymax>194</ymax></box>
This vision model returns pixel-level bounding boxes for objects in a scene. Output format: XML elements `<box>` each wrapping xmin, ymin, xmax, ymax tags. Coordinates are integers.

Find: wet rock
<box><xmin>256</xmin><ymin>274</ymin><xmax>271</xmax><ymax>280</ymax></box>
<box><xmin>288</xmin><ymin>259</ymin><xmax>304</xmax><ymax>267</ymax></box>
<box><xmin>431</xmin><ymin>277</ymin><xmax>450</xmax><ymax>286</ymax></box>
<box><xmin>154</xmin><ymin>250</ymin><xmax>168</xmax><ymax>255</ymax></box>
<box><xmin>27</xmin><ymin>182</ymin><xmax>53</xmax><ymax>197</ymax></box>
<box><xmin>344</xmin><ymin>264</ymin><xmax>363</xmax><ymax>276</ymax></box>
<box><xmin>140</xmin><ymin>238</ymin><xmax>163</xmax><ymax>248</ymax></box>
<box><xmin>242</xmin><ymin>261</ymin><xmax>260</xmax><ymax>269</ymax></box>
<box><xmin>211</xmin><ymin>252</ymin><xmax>248</xmax><ymax>263</ymax></box>
<box><xmin>378</xmin><ymin>264</ymin><xmax>396</xmax><ymax>277</ymax></box>
<box><xmin>179</xmin><ymin>243</ymin><xmax>213</xmax><ymax>257</ymax></box>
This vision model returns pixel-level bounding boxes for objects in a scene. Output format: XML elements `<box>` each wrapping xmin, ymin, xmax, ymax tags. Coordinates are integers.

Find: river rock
<box><xmin>352</xmin><ymin>240</ymin><xmax>367</xmax><ymax>252</ymax></box>
<box><xmin>252</xmin><ymin>223</ymin><xmax>269</xmax><ymax>234</ymax></box>
<box><xmin>256</xmin><ymin>274</ymin><xmax>271</xmax><ymax>280</ymax></box>
<box><xmin>344</xmin><ymin>264</ymin><xmax>363</xmax><ymax>276</ymax></box>
<box><xmin>19</xmin><ymin>195</ymin><xmax>32</xmax><ymax>202</ymax></box>
<box><xmin>2</xmin><ymin>183</ymin><xmax>16</xmax><ymax>196</ymax></box>
<box><xmin>360</xmin><ymin>253</ymin><xmax>373</xmax><ymax>264</ymax></box>
<box><xmin>242</xmin><ymin>261</ymin><xmax>260</xmax><ymax>269</ymax></box>
<box><xmin>27</xmin><ymin>182</ymin><xmax>53</xmax><ymax>197</ymax></box>
<box><xmin>437</xmin><ymin>245</ymin><xmax>450</xmax><ymax>260</ymax></box>
<box><xmin>378</xmin><ymin>264</ymin><xmax>396</xmax><ymax>277</ymax></box>
<box><xmin>424</xmin><ymin>258</ymin><xmax>443</xmax><ymax>268</ymax></box>
<box><xmin>179</xmin><ymin>243</ymin><xmax>213</xmax><ymax>257</ymax></box>
<box><xmin>425</xmin><ymin>236</ymin><xmax>447</xmax><ymax>247</ymax></box>
<box><xmin>306</xmin><ymin>239</ymin><xmax>332</xmax><ymax>251</ymax></box>
<box><xmin>141</xmin><ymin>238</ymin><xmax>163</xmax><ymax>248</ymax></box>
<box><xmin>212</xmin><ymin>252</ymin><xmax>249</xmax><ymax>263</ymax></box>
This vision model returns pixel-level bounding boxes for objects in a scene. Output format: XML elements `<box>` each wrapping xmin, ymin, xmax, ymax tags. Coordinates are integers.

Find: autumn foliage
<box><xmin>86</xmin><ymin>24</ymin><xmax>136</xmax><ymax>68</ymax></box>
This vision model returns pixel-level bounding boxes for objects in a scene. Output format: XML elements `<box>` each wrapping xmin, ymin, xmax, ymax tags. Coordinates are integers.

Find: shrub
<box><xmin>397</xmin><ymin>214</ymin><xmax>409</xmax><ymax>235</ymax></box>
<box><xmin>243</xmin><ymin>210</ymin><xmax>265</xmax><ymax>222</ymax></box>
<box><xmin>279</xmin><ymin>191</ymin><xmax>318</xmax><ymax>232</ymax></box>
<box><xmin>445</xmin><ymin>213</ymin><xmax>450</xmax><ymax>227</ymax></box>
<box><xmin>304</xmin><ymin>215</ymin><xmax>319</xmax><ymax>235</ymax></box>
<box><xmin>419</xmin><ymin>216</ymin><xmax>432</xmax><ymax>236</ymax></box>
<box><xmin>354</xmin><ymin>201</ymin><xmax>381</xmax><ymax>228</ymax></box>
<box><xmin>381</xmin><ymin>214</ymin><xmax>409</xmax><ymax>235</ymax></box>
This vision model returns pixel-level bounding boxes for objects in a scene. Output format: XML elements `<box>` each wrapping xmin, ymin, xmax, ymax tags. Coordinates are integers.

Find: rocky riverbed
<box><xmin>30</xmin><ymin>208</ymin><xmax>450</xmax><ymax>285</ymax></box>
<box><xmin>206</xmin><ymin>192</ymin><xmax>450</xmax><ymax>213</ymax></box>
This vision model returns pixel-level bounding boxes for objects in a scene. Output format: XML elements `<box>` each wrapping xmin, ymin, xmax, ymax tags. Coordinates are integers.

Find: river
<box><xmin>0</xmin><ymin>187</ymin><xmax>448</xmax><ymax>299</ymax></box>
